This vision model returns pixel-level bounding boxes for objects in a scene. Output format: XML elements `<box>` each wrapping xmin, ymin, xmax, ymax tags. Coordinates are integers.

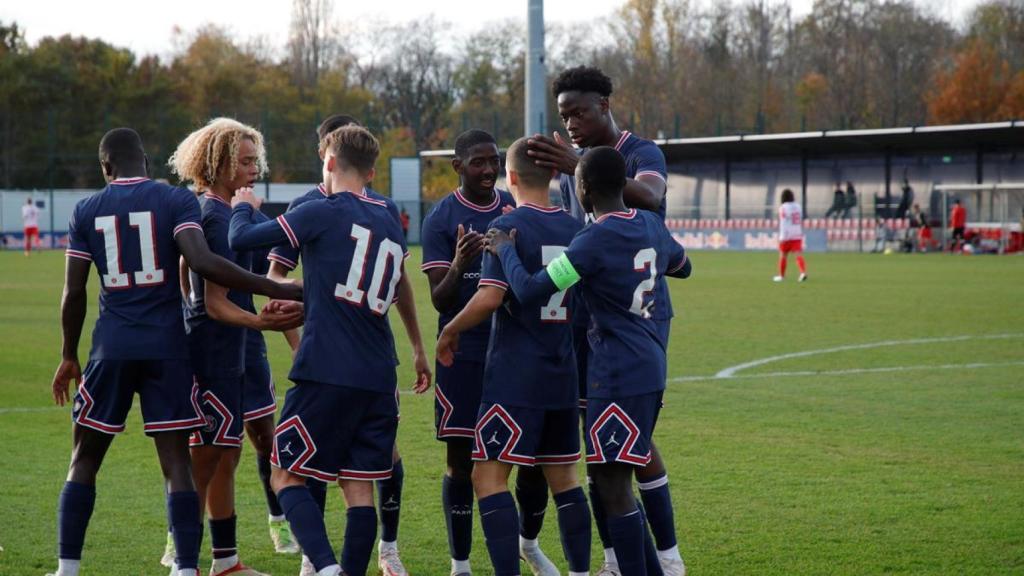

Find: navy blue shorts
<box><xmin>584</xmin><ymin>391</ymin><xmax>663</xmax><ymax>467</ymax></box>
<box><xmin>190</xmin><ymin>375</ymin><xmax>245</xmax><ymax>448</ymax></box>
<box><xmin>434</xmin><ymin>359</ymin><xmax>484</xmax><ymax>440</ymax></box>
<box><xmin>272</xmin><ymin>381</ymin><xmax>398</xmax><ymax>482</ymax></box>
<box><xmin>242</xmin><ymin>351</ymin><xmax>276</xmax><ymax>422</ymax></box>
<box><xmin>73</xmin><ymin>359</ymin><xmax>203</xmax><ymax>436</ymax></box>
<box><xmin>472</xmin><ymin>403</ymin><xmax>580</xmax><ymax>466</ymax></box>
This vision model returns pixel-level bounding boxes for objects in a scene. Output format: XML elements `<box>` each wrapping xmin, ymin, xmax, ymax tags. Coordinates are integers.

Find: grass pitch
<box><xmin>0</xmin><ymin>248</ymin><xmax>1022</xmax><ymax>575</ymax></box>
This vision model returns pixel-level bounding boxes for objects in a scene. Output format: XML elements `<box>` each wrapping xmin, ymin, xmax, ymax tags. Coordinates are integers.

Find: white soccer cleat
<box><xmin>210</xmin><ymin>563</ymin><xmax>269</xmax><ymax>576</ymax></box>
<box><xmin>519</xmin><ymin>541</ymin><xmax>559</xmax><ymax>576</ymax></box>
<box><xmin>298</xmin><ymin>555</ymin><xmax>316</xmax><ymax>576</ymax></box>
<box><xmin>595</xmin><ymin>562</ymin><xmax>622</xmax><ymax>576</ymax></box>
<box><xmin>270</xmin><ymin>519</ymin><xmax>301</xmax><ymax>554</ymax></box>
<box><xmin>772</xmin><ymin>275</ymin><xmax>784</xmax><ymax>282</ymax></box>
<box><xmin>798</xmin><ymin>273</ymin><xmax>808</xmax><ymax>282</ymax></box>
<box><xmin>161</xmin><ymin>531</ymin><xmax>177</xmax><ymax>567</ymax></box>
<box><xmin>660</xmin><ymin>557</ymin><xmax>687</xmax><ymax>576</ymax></box>
<box><xmin>378</xmin><ymin>546</ymin><xmax>410</xmax><ymax>576</ymax></box>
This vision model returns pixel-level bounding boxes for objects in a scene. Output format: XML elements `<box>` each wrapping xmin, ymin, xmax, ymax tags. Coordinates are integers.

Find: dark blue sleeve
<box><xmin>663</xmin><ymin>228</ymin><xmax>691</xmax><ymax>279</ymax></box>
<box><xmin>65</xmin><ymin>202</ymin><xmax>92</xmax><ymax>261</ymax></box>
<box><xmin>479</xmin><ymin>217</ymin><xmax>510</xmax><ymax>290</ymax></box>
<box><xmin>420</xmin><ymin>206</ymin><xmax>453</xmax><ymax>272</ymax></box>
<box><xmin>204</xmin><ymin>211</ymin><xmax>232</xmax><ymax>260</ymax></box>
<box><xmin>634</xmin><ymin>142</ymin><xmax>668</xmax><ymax>183</ymax></box>
<box><xmin>229</xmin><ymin>204</ymin><xmax>297</xmax><ymax>251</ymax></box>
<box><xmin>268</xmin><ymin>196</ymin><xmax>307</xmax><ymax>270</ymax></box>
<box><xmin>496</xmin><ymin>243</ymin><xmax>558</xmax><ymax>306</ymax></box>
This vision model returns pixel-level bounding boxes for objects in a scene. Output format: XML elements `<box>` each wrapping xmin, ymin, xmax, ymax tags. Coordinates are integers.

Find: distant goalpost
<box><xmin>934</xmin><ymin>183</ymin><xmax>1024</xmax><ymax>254</ymax></box>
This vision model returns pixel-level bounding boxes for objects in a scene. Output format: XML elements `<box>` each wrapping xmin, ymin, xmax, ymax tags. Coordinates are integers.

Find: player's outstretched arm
<box><xmin>486</xmin><ymin>228</ymin><xmax>566</xmax><ymax>306</ymax></box>
<box><xmin>622</xmin><ymin>175</ymin><xmax>666</xmax><ymax>213</ymax></box>
<box><xmin>203</xmin><ymin>280</ymin><xmax>303</xmax><ymax>332</ymax></box>
<box><xmin>53</xmin><ymin>257</ymin><xmax>90</xmax><ymax>406</ymax></box>
<box><xmin>436</xmin><ymin>286</ymin><xmax>504</xmax><ymax>367</ymax></box>
<box><xmin>176</xmin><ymin>228</ymin><xmax>301</xmax><ymax>301</ymax></box>
<box><xmin>395</xmin><ymin>270</ymin><xmax>432</xmax><ymax>393</ymax></box>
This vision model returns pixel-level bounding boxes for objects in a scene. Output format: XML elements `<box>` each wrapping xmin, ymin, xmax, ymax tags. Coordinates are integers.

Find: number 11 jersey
<box><xmin>66</xmin><ymin>178</ymin><xmax>202</xmax><ymax>360</ymax></box>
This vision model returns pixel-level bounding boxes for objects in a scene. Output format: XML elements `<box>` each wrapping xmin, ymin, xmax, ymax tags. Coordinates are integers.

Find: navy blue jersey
<box><xmin>559</xmin><ymin>132</ymin><xmax>673</xmax><ymax>322</ymax></box>
<box><xmin>228</xmin><ymin>192</ymin><xmax>408</xmax><ymax>394</ymax></box>
<box><xmin>497</xmin><ymin>209</ymin><xmax>687</xmax><ymax>400</ymax></box>
<box><xmin>183</xmin><ymin>193</ymin><xmax>254</xmax><ymax>379</ymax></box>
<box><xmin>65</xmin><ymin>178</ymin><xmax>202</xmax><ymax>360</ymax></box>
<box><xmin>421</xmin><ymin>188</ymin><xmax>516</xmax><ymax>360</ymax></box>
<box><xmin>479</xmin><ymin>204</ymin><xmax>584</xmax><ymax>409</ymax></box>
<box><xmin>269</xmin><ymin>184</ymin><xmax>400</xmax><ymax>271</ymax></box>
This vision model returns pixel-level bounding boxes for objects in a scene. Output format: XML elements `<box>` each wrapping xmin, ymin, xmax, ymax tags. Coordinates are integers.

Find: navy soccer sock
<box><xmin>588</xmin><ymin>477</ymin><xmax>614</xmax><ymax>551</ymax></box>
<box><xmin>306</xmin><ymin>478</ymin><xmax>328</xmax><ymax>517</ymax></box>
<box><xmin>257</xmin><ymin>456</ymin><xmax>284</xmax><ymax>517</ymax></box>
<box><xmin>514</xmin><ymin>470</ymin><xmax>549</xmax><ymax>540</ymax></box>
<box><xmin>208</xmin><ymin>515</ymin><xmax>237</xmax><ymax>560</ymax></box>
<box><xmin>553</xmin><ymin>487</ymin><xmax>591</xmax><ymax>574</ymax></box>
<box><xmin>341</xmin><ymin>506</ymin><xmax>377</xmax><ymax>576</ymax></box>
<box><xmin>57</xmin><ymin>481</ymin><xmax>96</xmax><ymax>560</ymax></box>
<box><xmin>479</xmin><ymin>492</ymin><xmax>521</xmax><ymax>576</ymax></box>
<box><xmin>442</xmin><ymin>475</ymin><xmax>474</xmax><ymax>561</ymax></box>
<box><xmin>168</xmin><ymin>490</ymin><xmax>201</xmax><ymax>570</ymax></box>
<box><xmin>608</xmin><ymin>509</ymin><xmax>647</xmax><ymax>576</ymax></box>
<box><xmin>278</xmin><ymin>485</ymin><xmax>337</xmax><ymax>571</ymax></box>
<box><xmin>376</xmin><ymin>459</ymin><xmax>403</xmax><ymax>543</ymax></box>
<box><xmin>637</xmin><ymin>501</ymin><xmax>664</xmax><ymax>576</ymax></box>
<box><xmin>638</xmin><ymin>473</ymin><xmax>677</xmax><ymax>552</ymax></box>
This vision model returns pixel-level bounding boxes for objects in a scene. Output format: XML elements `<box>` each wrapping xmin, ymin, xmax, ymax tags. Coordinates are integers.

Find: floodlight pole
<box><xmin>525</xmin><ymin>0</ymin><xmax>547</xmax><ymax>137</ymax></box>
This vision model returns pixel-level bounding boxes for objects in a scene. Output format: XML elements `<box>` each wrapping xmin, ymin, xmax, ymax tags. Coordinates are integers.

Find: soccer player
<box><xmin>48</xmin><ymin>127</ymin><xmax>301</xmax><ymax>576</ymax></box>
<box><xmin>229</xmin><ymin>125</ymin><xmax>426</xmax><ymax>576</ymax></box>
<box><xmin>22</xmin><ymin>196</ymin><xmax>39</xmax><ymax>256</ymax></box>
<box><xmin>435</xmin><ymin>137</ymin><xmax>590</xmax><ymax>576</ymax></box>
<box><xmin>525</xmin><ymin>66</ymin><xmax>684</xmax><ymax>576</ymax></box>
<box><xmin>949</xmin><ymin>198</ymin><xmax>967</xmax><ymax>252</ymax></box>
<box><xmin>420</xmin><ymin>129</ymin><xmax>516</xmax><ymax>576</ymax></box>
<box><xmin>168</xmin><ymin>117</ymin><xmax>304</xmax><ymax>576</ymax></box>
<box><xmin>774</xmin><ymin>189</ymin><xmax>808</xmax><ymax>282</ymax></box>
<box><xmin>267</xmin><ymin>114</ymin><xmax>431</xmax><ymax>576</ymax></box>
<box><xmin>487</xmin><ymin>146</ymin><xmax>692</xmax><ymax>576</ymax></box>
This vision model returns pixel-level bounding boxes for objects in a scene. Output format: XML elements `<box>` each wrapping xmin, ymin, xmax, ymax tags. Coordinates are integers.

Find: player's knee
<box><xmin>245</xmin><ymin>418</ymin><xmax>275</xmax><ymax>457</ymax></box>
<box><xmin>340</xmin><ymin>479</ymin><xmax>374</xmax><ymax>508</ymax></box>
<box><xmin>446</xmin><ymin>442</ymin><xmax>474</xmax><ymax>482</ymax></box>
<box><xmin>270</xmin><ymin>467</ymin><xmax>303</xmax><ymax>494</ymax></box>
<box><xmin>541</xmin><ymin>464</ymin><xmax>579</xmax><ymax>494</ymax></box>
<box><xmin>470</xmin><ymin>463</ymin><xmax>508</xmax><ymax>498</ymax></box>
<box><xmin>591</xmin><ymin>467</ymin><xmax>635</xmax><ymax>516</ymax></box>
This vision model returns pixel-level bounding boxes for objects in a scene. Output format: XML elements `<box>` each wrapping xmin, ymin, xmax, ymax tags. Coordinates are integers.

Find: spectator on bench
<box><xmin>841</xmin><ymin>181</ymin><xmax>858</xmax><ymax>219</ymax></box>
<box><xmin>825</xmin><ymin>183</ymin><xmax>845</xmax><ymax>218</ymax></box>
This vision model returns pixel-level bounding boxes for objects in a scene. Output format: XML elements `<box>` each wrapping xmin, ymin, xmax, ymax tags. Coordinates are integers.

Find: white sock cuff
<box><xmin>638</xmin><ymin>474</ymin><xmax>669</xmax><ymax>491</ymax></box>
<box><xmin>269</xmin><ymin>513</ymin><xmax>286</xmax><ymax>522</ymax></box>
<box><xmin>519</xmin><ymin>535</ymin><xmax>540</xmax><ymax>548</ymax></box>
<box><xmin>658</xmin><ymin>544</ymin><xmax>682</xmax><ymax>561</ymax></box>
<box><xmin>603</xmin><ymin>547</ymin><xmax>618</xmax><ymax>564</ymax></box>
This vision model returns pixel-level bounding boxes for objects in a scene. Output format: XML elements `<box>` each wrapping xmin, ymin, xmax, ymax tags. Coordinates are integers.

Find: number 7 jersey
<box><xmin>228</xmin><ymin>191</ymin><xmax>408</xmax><ymax>394</ymax></box>
<box><xmin>65</xmin><ymin>178</ymin><xmax>202</xmax><ymax>360</ymax></box>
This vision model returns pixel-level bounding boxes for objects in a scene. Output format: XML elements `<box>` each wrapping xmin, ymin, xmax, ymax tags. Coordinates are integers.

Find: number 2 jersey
<box><xmin>228</xmin><ymin>191</ymin><xmax>407</xmax><ymax>394</ymax></box>
<box><xmin>65</xmin><ymin>177</ymin><xmax>202</xmax><ymax>360</ymax></box>
<box><xmin>479</xmin><ymin>204</ymin><xmax>584</xmax><ymax>409</ymax></box>
<box><xmin>778</xmin><ymin>201</ymin><xmax>804</xmax><ymax>241</ymax></box>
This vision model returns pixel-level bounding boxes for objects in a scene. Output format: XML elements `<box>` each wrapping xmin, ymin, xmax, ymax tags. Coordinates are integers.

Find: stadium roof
<box><xmin>656</xmin><ymin>121</ymin><xmax>1024</xmax><ymax>162</ymax></box>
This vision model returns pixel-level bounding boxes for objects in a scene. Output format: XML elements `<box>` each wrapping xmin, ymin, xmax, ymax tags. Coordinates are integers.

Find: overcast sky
<box><xmin>2</xmin><ymin>0</ymin><xmax>980</xmax><ymax>58</ymax></box>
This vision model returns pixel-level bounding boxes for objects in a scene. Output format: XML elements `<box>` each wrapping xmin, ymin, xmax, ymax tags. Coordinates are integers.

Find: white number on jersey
<box><xmin>94</xmin><ymin>212</ymin><xmax>164</xmax><ymax>289</ymax></box>
<box><xmin>630</xmin><ymin>248</ymin><xmax>657</xmax><ymax>318</ymax></box>
<box><xmin>334</xmin><ymin>223</ymin><xmax>404</xmax><ymax>316</ymax></box>
<box><xmin>540</xmin><ymin>245</ymin><xmax>569</xmax><ymax>322</ymax></box>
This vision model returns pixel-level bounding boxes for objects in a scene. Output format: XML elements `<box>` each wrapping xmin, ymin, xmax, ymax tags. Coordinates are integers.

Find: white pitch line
<box><xmin>713</xmin><ymin>333</ymin><xmax>1024</xmax><ymax>378</ymax></box>
<box><xmin>671</xmin><ymin>359</ymin><xmax>1024</xmax><ymax>383</ymax></box>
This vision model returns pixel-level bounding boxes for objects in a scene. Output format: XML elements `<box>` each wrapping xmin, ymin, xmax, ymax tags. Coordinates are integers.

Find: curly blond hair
<box><xmin>168</xmin><ymin>118</ymin><xmax>267</xmax><ymax>190</ymax></box>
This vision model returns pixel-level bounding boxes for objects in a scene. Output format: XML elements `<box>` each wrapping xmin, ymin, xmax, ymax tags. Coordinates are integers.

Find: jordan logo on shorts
<box><xmin>606</xmin><ymin>431</ymin><xmax>621</xmax><ymax>447</ymax></box>
<box><xmin>487</xmin><ymin>430</ymin><xmax>501</xmax><ymax>446</ymax></box>
<box><xmin>279</xmin><ymin>442</ymin><xmax>294</xmax><ymax>456</ymax></box>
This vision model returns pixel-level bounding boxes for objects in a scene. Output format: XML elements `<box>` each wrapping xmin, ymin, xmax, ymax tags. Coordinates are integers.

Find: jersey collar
<box><xmin>614</xmin><ymin>131</ymin><xmax>632</xmax><ymax>151</ymax></box>
<box><xmin>454</xmin><ymin>188</ymin><xmax>500</xmax><ymax>212</ymax></box>
<box><xmin>317</xmin><ymin>183</ymin><xmax>328</xmax><ymax>197</ymax></box>
<box><xmin>521</xmin><ymin>202</ymin><xmax>562</xmax><ymax>213</ymax></box>
<box><xmin>203</xmin><ymin>192</ymin><xmax>231</xmax><ymax>207</ymax></box>
<box><xmin>595</xmin><ymin>208</ymin><xmax>637</xmax><ymax>224</ymax></box>
<box><xmin>110</xmin><ymin>177</ymin><xmax>150</xmax><ymax>186</ymax></box>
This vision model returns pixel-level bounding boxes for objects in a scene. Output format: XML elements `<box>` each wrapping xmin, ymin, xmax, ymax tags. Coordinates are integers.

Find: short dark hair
<box><xmin>317</xmin><ymin>114</ymin><xmax>361</xmax><ymax>141</ymax></box>
<box><xmin>781</xmin><ymin>189</ymin><xmax>795</xmax><ymax>203</ymax></box>
<box><xmin>552</xmin><ymin>66</ymin><xmax>613</xmax><ymax>99</ymax></box>
<box><xmin>326</xmin><ymin>126</ymin><xmax>379</xmax><ymax>176</ymax></box>
<box><xmin>454</xmin><ymin>129</ymin><xmax>496</xmax><ymax>160</ymax></box>
<box><xmin>99</xmin><ymin>128</ymin><xmax>145</xmax><ymax>167</ymax></box>
<box><xmin>578</xmin><ymin>146</ymin><xmax>625</xmax><ymax>198</ymax></box>
<box><xmin>506</xmin><ymin>137</ymin><xmax>552</xmax><ymax>189</ymax></box>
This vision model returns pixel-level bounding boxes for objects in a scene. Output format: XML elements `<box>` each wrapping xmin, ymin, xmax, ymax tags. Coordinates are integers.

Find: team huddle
<box><xmin>49</xmin><ymin>67</ymin><xmax>693</xmax><ymax>576</ymax></box>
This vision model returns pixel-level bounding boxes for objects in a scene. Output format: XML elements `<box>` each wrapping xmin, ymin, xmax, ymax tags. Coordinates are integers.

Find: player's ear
<box><xmin>507</xmin><ymin>168</ymin><xmax>519</xmax><ymax>188</ymax></box>
<box><xmin>365</xmin><ymin>167</ymin><xmax>376</xmax><ymax>183</ymax></box>
<box><xmin>598</xmin><ymin>96</ymin><xmax>610</xmax><ymax>114</ymax></box>
<box><xmin>144</xmin><ymin>154</ymin><xmax>150</xmax><ymax>175</ymax></box>
<box><xmin>451</xmin><ymin>157</ymin><xmax>462</xmax><ymax>174</ymax></box>
<box><xmin>325</xmin><ymin>154</ymin><xmax>336</xmax><ymax>173</ymax></box>
<box><xmin>100</xmin><ymin>160</ymin><xmax>113</xmax><ymax>180</ymax></box>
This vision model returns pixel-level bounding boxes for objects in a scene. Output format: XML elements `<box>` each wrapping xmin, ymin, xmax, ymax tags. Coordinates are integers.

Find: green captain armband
<box><xmin>547</xmin><ymin>253</ymin><xmax>581</xmax><ymax>291</ymax></box>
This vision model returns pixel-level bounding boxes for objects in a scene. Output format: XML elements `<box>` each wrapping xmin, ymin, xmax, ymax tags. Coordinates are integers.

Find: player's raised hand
<box><xmin>484</xmin><ymin>228</ymin><xmax>516</xmax><ymax>255</ymax></box>
<box><xmin>51</xmin><ymin>358</ymin><xmax>81</xmax><ymax>406</ymax></box>
<box><xmin>411</xmin><ymin>347</ymin><xmax>432</xmax><ymax>394</ymax></box>
<box><xmin>436</xmin><ymin>327</ymin><xmax>460</xmax><ymax>368</ymax></box>
<box><xmin>231</xmin><ymin>187</ymin><xmax>261</xmax><ymax>209</ymax></box>
<box><xmin>527</xmin><ymin>132</ymin><xmax>578</xmax><ymax>175</ymax></box>
<box><xmin>452</xmin><ymin>223</ymin><xmax>485</xmax><ymax>271</ymax></box>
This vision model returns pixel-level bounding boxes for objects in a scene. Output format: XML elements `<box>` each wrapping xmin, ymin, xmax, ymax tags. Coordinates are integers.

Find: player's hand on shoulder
<box><xmin>231</xmin><ymin>187</ymin><xmax>261</xmax><ymax>209</ymax></box>
<box><xmin>436</xmin><ymin>327</ymin><xmax>460</xmax><ymax>368</ymax></box>
<box><xmin>411</xmin><ymin>347</ymin><xmax>432</xmax><ymax>394</ymax></box>
<box><xmin>453</xmin><ymin>223</ymin><xmax>485</xmax><ymax>270</ymax></box>
<box><xmin>484</xmin><ymin>227</ymin><xmax>516</xmax><ymax>255</ymax></box>
<box><xmin>51</xmin><ymin>358</ymin><xmax>81</xmax><ymax>406</ymax></box>
<box><xmin>258</xmin><ymin>299</ymin><xmax>304</xmax><ymax>331</ymax></box>
<box><xmin>502</xmin><ymin>204</ymin><xmax>515</xmax><ymax>215</ymax></box>
<box><xmin>527</xmin><ymin>132</ymin><xmax>578</xmax><ymax>175</ymax></box>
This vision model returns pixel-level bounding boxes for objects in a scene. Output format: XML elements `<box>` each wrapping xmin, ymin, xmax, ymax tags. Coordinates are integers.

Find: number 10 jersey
<box><xmin>66</xmin><ymin>178</ymin><xmax>202</xmax><ymax>360</ymax></box>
